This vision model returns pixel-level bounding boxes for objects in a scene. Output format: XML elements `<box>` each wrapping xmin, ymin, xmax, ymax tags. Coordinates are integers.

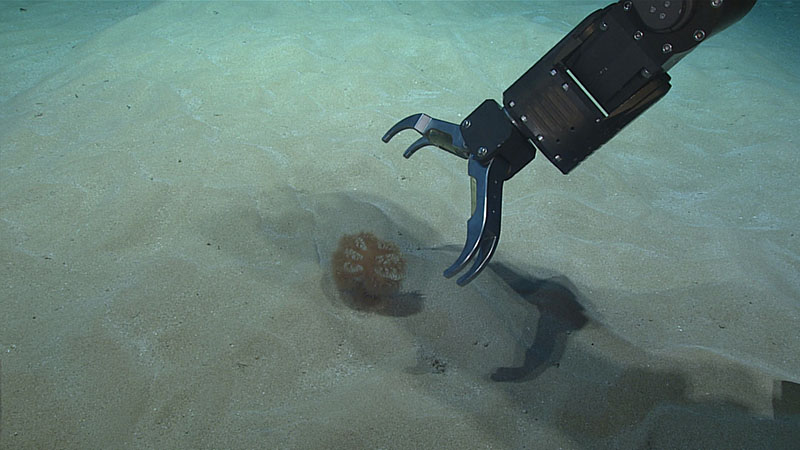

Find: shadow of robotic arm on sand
<box><xmin>488</xmin><ymin>262</ymin><xmax>589</xmax><ymax>382</ymax></box>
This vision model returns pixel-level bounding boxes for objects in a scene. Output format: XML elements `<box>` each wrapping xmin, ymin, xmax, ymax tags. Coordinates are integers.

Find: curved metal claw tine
<box><xmin>381</xmin><ymin>114</ymin><xmax>426</xmax><ymax>143</ymax></box>
<box><xmin>443</xmin><ymin>204</ymin><xmax>483</xmax><ymax>278</ymax></box>
<box><xmin>383</xmin><ymin>113</ymin><xmax>469</xmax><ymax>159</ymax></box>
<box><xmin>443</xmin><ymin>156</ymin><xmax>508</xmax><ymax>285</ymax></box>
<box><xmin>403</xmin><ymin>136</ymin><xmax>431</xmax><ymax>158</ymax></box>
<box><xmin>444</xmin><ymin>157</ymin><xmax>490</xmax><ymax>279</ymax></box>
<box><xmin>456</xmin><ymin>232</ymin><xmax>499</xmax><ymax>286</ymax></box>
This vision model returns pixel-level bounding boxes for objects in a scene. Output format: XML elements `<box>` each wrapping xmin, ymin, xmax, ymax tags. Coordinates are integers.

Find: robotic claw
<box><xmin>383</xmin><ymin>0</ymin><xmax>756</xmax><ymax>286</ymax></box>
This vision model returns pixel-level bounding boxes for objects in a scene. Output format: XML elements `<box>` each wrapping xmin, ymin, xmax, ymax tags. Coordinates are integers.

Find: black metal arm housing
<box><xmin>461</xmin><ymin>0</ymin><xmax>757</xmax><ymax>176</ymax></box>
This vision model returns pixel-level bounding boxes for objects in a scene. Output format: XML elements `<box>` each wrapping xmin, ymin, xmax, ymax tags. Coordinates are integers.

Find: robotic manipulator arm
<box><xmin>383</xmin><ymin>0</ymin><xmax>756</xmax><ymax>286</ymax></box>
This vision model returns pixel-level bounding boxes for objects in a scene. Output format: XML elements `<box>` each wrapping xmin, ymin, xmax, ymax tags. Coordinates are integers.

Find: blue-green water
<box><xmin>1</xmin><ymin>1</ymin><xmax>798</xmax><ymax>448</ymax></box>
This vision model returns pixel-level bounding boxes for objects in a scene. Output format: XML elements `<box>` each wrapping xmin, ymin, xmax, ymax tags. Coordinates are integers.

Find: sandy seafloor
<box><xmin>1</xmin><ymin>0</ymin><xmax>799</xmax><ymax>448</ymax></box>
